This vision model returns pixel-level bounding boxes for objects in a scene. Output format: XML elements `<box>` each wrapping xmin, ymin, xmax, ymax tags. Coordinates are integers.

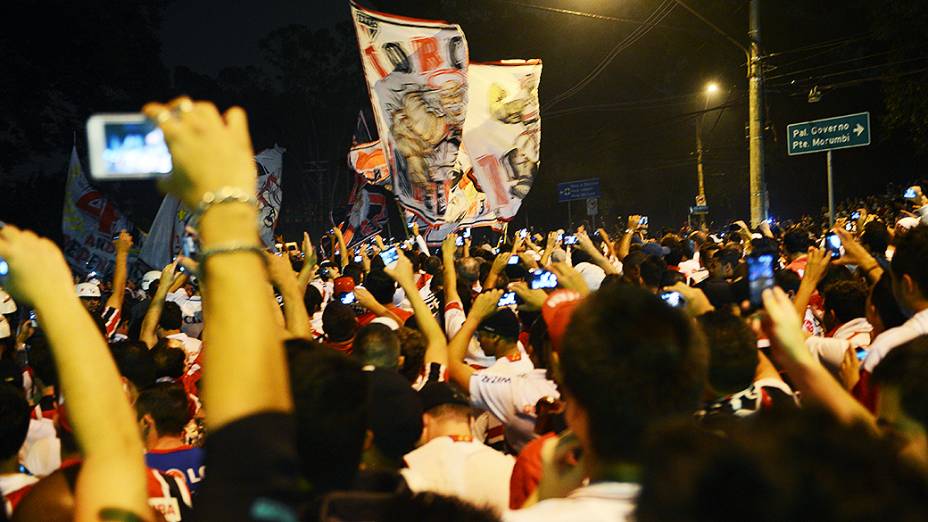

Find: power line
<box><xmin>767</xmin><ymin>55</ymin><xmax>928</xmax><ymax>89</ymax></box>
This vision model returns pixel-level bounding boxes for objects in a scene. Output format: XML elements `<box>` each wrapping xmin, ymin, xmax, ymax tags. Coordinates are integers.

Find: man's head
<box><xmin>322</xmin><ymin>302</ymin><xmax>358</xmax><ymax>343</ymax></box>
<box><xmin>822</xmin><ymin>279</ymin><xmax>868</xmax><ymax>331</ymax></box>
<box><xmin>151</xmin><ymin>342</ymin><xmax>186</xmax><ymax>381</ymax></box>
<box><xmin>76</xmin><ymin>282</ymin><xmax>102</xmax><ymax>314</ymax></box>
<box><xmin>110</xmin><ymin>340</ymin><xmax>156</xmax><ymax>401</ymax></box>
<box><xmin>475</xmin><ymin>308</ymin><xmax>520</xmax><ymax>358</ymax></box>
<box><xmin>366</xmin><ymin>369</ymin><xmax>423</xmax><ymax>469</ymax></box>
<box><xmin>455</xmin><ymin>257</ymin><xmax>481</xmax><ymax>284</ymax></box>
<box><xmin>561</xmin><ymin>285</ymin><xmax>706</xmax><ymax>466</ymax></box>
<box><xmin>868</xmin><ymin>273</ymin><xmax>907</xmax><ymax>335</ymax></box>
<box><xmin>158</xmin><ymin>301</ymin><xmax>183</xmax><ymax>335</ymax></box>
<box><xmin>365</xmin><ymin>270</ymin><xmax>398</xmax><ymax>305</ymax></box>
<box><xmin>783</xmin><ymin>229</ymin><xmax>811</xmax><ymax>257</ymax></box>
<box><xmin>890</xmin><ymin>225</ymin><xmax>928</xmax><ymax>314</ymax></box>
<box><xmin>289</xmin><ymin>342</ymin><xmax>368</xmax><ymax>495</ymax></box>
<box><xmin>872</xmin><ymin>336</ymin><xmax>928</xmax><ymax>467</ymax></box>
<box><xmin>354</xmin><ymin>323</ymin><xmax>401</xmax><ymax>370</ymax></box>
<box><xmin>711</xmin><ymin>248</ymin><xmax>741</xmax><ymax>279</ymax></box>
<box><xmin>397</xmin><ymin>326</ymin><xmax>427</xmax><ymax>384</ymax></box>
<box><xmin>418</xmin><ymin>381</ymin><xmax>472</xmax><ymax>444</ymax></box>
<box><xmin>861</xmin><ymin>221</ymin><xmax>890</xmax><ymax>258</ymax></box>
<box><xmin>697</xmin><ymin>311</ymin><xmax>757</xmax><ymax>396</ymax></box>
<box><xmin>0</xmin><ymin>384</ymin><xmax>29</xmax><ymax>468</ymax></box>
<box><xmin>135</xmin><ymin>382</ymin><xmax>191</xmax><ymax>449</ymax></box>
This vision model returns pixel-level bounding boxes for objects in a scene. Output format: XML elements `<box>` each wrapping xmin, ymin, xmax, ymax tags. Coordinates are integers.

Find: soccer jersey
<box><xmin>146</xmin><ymin>446</ymin><xmax>206</xmax><ymax>493</ymax></box>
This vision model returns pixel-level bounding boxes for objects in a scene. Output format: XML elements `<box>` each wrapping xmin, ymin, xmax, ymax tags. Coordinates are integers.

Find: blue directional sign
<box><xmin>558</xmin><ymin>178</ymin><xmax>600</xmax><ymax>203</ymax></box>
<box><xmin>787</xmin><ymin>112</ymin><xmax>870</xmax><ymax>156</ymax></box>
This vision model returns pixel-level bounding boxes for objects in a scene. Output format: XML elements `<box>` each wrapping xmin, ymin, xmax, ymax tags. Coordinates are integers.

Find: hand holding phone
<box><xmin>530</xmin><ymin>269</ymin><xmax>558</xmax><ymax>290</ymax></box>
<box><xmin>824</xmin><ymin>232</ymin><xmax>842</xmax><ymax>259</ymax></box>
<box><xmin>659</xmin><ymin>290</ymin><xmax>686</xmax><ymax>309</ymax></box>
<box><xmin>497</xmin><ymin>291</ymin><xmax>520</xmax><ymax>307</ymax></box>
<box><xmin>380</xmin><ymin>247</ymin><xmax>400</xmax><ymax>269</ymax></box>
<box><xmin>338</xmin><ymin>292</ymin><xmax>357</xmax><ymax>305</ymax></box>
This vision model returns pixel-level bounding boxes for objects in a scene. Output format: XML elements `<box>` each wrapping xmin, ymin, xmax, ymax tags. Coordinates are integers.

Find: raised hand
<box><xmin>549</xmin><ymin>262</ymin><xmax>590</xmax><ymax>296</ymax></box>
<box><xmin>114</xmin><ymin>229</ymin><xmax>133</xmax><ymax>254</ymax></box>
<box><xmin>0</xmin><ymin>225</ymin><xmax>74</xmax><ymax>308</ymax></box>
<box><xmin>509</xmin><ymin>281</ymin><xmax>547</xmax><ymax>311</ymax></box>
<box><xmin>384</xmin><ymin>248</ymin><xmax>415</xmax><ymax>288</ymax></box>
<box><xmin>470</xmin><ymin>289</ymin><xmax>505</xmax><ymax>322</ymax></box>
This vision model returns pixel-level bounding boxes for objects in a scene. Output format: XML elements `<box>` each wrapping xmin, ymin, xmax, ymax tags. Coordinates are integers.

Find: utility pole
<box><xmin>748</xmin><ymin>0</ymin><xmax>766</xmax><ymax>226</ymax></box>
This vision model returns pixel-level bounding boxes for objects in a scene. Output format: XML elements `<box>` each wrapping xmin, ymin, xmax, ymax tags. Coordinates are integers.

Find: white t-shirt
<box><xmin>402</xmin><ymin>436</ymin><xmax>515</xmax><ymax>514</ymax></box>
<box><xmin>444</xmin><ymin>299</ymin><xmax>496</xmax><ymax>368</ymax></box>
<box><xmin>166</xmin><ymin>332</ymin><xmax>202</xmax><ymax>368</ymax></box>
<box><xmin>863</xmin><ymin>307</ymin><xmax>928</xmax><ymax>372</ymax></box>
<box><xmin>504</xmin><ymin>482</ymin><xmax>639</xmax><ymax>522</ymax></box>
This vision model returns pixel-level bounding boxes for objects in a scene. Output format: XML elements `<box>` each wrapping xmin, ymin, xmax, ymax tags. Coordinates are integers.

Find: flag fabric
<box><xmin>350</xmin><ymin>2</ymin><xmax>469</xmax><ymax>226</ymax></box>
<box><xmin>138</xmin><ymin>146</ymin><xmax>286</xmax><ymax>269</ymax></box>
<box><xmin>345</xmin><ymin>181</ymin><xmax>391</xmax><ymax>246</ymax></box>
<box><xmin>349</xmin><ymin>140</ymin><xmax>391</xmax><ymax>186</ymax></box>
<box><xmin>462</xmin><ymin>61</ymin><xmax>542</xmax><ymax>220</ymax></box>
<box><xmin>61</xmin><ymin>146</ymin><xmax>141</xmax><ymax>278</ymax></box>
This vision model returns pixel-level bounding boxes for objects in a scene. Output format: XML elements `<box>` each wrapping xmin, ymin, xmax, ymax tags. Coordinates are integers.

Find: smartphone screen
<box><xmin>380</xmin><ymin>247</ymin><xmax>399</xmax><ymax>269</ymax></box>
<box><xmin>825</xmin><ymin>233</ymin><xmax>842</xmax><ymax>259</ymax></box>
<box><xmin>0</xmin><ymin>259</ymin><xmax>8</xmax><ymax>278</ymax></box>
<box><xmin>463</xmin><ymin>228</ymin><xmax>471</xmax><ymax>238</ymax></box>
<box><xmin>530</xmin><ymin>269</ymin><xmax>558</xmax><ymax>290</ymax></box>
<box><xmin>86</xmin><ymin>114</ymin><xmax>172</xmax><ymax>179</ymax></box>
<box><xmin>659</xmin><ymin>290</ymin><xmax>686</xmax><ymax>309</ymax></box>
<box><xmin>563</xmin><ymin>235</ymin><xmax>578</xmax><ymax>245</ymax></box>
<box><xmin>338</xmin><ymin>292</ymin><xmax>357</xmax><ymax>305</ymax></box>
<box><xmin>508</xmin><ymin>255</ymin><xmax>520</xmax><ymax>265</ymax></box>
<box><xmin>640</xmin><ymin>216</ymin><xmax>649</xmax><ymax>226</ymax></box>
<box><xmin>497</xmin><ymin>291</ymin><xmax>519</xmax><ymax>307</ymax></box>
<box><xmin>456</xmin><ymin>236</ymin><xmax>464</xmax><ymax>247</ymax></box>
<box><xmin>855</xmin><ymin>346</ymin><xmax>868</xmax><ymax>362</ymax></box>
<box><xmin>850</xmin><ymin>211</ymin><xmax>860</xmax><ymax>220</ymax></box>
<box><xmin>353</xmin><ymin>255</ymin><xmax>363</xmax><ymax>263</ymax></box>
<box><xmin>748</xmin><ymin>253</ymin><xmax>776</xmax><ymax>307</ymax></box>
<box><xmin>518</xmin><ymin>229</ymin><xmax>528</xmax><ymax>239</ymax></box>
<box><xmin>905</xmin><ymin>187</ymin><xmax>917</xmax><ymax>199</ymax></box>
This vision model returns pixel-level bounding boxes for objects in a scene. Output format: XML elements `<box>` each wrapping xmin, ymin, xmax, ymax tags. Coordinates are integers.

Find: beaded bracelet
<box><xmin>195</xmin><ymin>187</ymin><xmax>257</xmax><ymax>217</ymax></box>
<box><xmin>199</xmin><ymin>242</ymin><xmax>267</xmax><ymax>266</ymax></box>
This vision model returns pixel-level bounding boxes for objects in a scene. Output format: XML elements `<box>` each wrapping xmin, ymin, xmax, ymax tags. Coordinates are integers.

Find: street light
<box><xmin>705</xmin><ymin>82</ymin><xmax>719</xmax><ymax>94</ymax></box>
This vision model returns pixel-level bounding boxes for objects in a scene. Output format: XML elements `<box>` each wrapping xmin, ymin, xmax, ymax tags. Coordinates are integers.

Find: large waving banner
<box><xmin>349</xmin><ymin>140</ymin><xmax>391</xmax><ymax>186</ymax></box>
<box><xmin>351</xmin><ymin>2</ymin><xmax>469</xmax><ymax>225</ymax></box>
<box><xmin>139</xmin><ymin>146</ymin><xmax>285</xmax><ymax>269</ymax></box>
<box><xmin>463</xmin><ymin>61</ymin><xmax>542</xmax><ymax>220</ymax></box>
<box><xmin>61</xmin><ymin>146</ymin><xmax>141</xmax><ymax>278</ymax></box>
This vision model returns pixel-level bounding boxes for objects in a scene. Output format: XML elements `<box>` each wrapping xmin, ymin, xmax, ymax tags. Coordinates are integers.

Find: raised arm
<box><xmin>296</xmin><ymin>232</ymin><xmax>318</xmax><ymax>290</ymax></box>
<box><xmin>143</xmin><ymin>97</ymin><xmax>291</xmax><ymax>430</ymax></box>
<box><xmin>762</xmin><ymin>287</ymin><xmax>876</xmax><ymax>431</ymax></box>
<box><xmin>139</xmin><ymin>262</ymin><xmax>178</xmax><ymax>349</ymax></box>
<box><xmin>833</xmin><ymin>226</ymin><xmax>884</xmax><ymax>285</ymax></box>
<box><xmin>104</xmin><ymin>229</ymin><xmax>133</xmax><ymax>311</ymax></box>
<box><xmin>386</xmin><ymin>249</ymin><xmax>447</xmax><ymax>367</ymax></box>
<box><xmin>793</xmin><ymin>247</ymin><xmax>829</xmax><ymax>319</ymax></box>
<box><xmin>575</xmin><ymin>231</ymin><xmax>619</xmax><ymax>275</ymax></box>
<box><xmin>333</xmin><ymin>226</ymin><xmax>349</xmax><ymax>270</ymax></box>
<box><xmin>447</xmin><ymin>289</ymin><xmax>503</xmax><ymax>390</ymax></box>
<box><xmin>266</xmin><ymin>252</ymin><xmax>311</xmax><ymax>339</ymax></box>
<box><xmin>0</xmin><ymin>226</ymin><xmax>150</xmax><ymax>520</ymax></box>
<box><xmin>442</xmin><ymin>234</ymin><xmax>461</xmax><ymax>305</ymax></box>
<box><xmin>617</xmin><ymin>215</ymin><xmax>641</xmax><ymax>261</ymax></box>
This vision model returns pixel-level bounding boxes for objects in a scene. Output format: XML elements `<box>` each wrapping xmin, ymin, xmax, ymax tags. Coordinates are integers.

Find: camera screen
<box><xmin>102</xmin><ymin>121</ymin><xmax>172</xmax><ymax>175</ymax></box>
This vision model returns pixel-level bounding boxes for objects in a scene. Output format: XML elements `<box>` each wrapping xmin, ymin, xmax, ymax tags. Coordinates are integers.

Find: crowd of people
<box><xmin>2</xmin><ymin>97</ymin><xmax>928</xmax><ymax>521</ymax></box>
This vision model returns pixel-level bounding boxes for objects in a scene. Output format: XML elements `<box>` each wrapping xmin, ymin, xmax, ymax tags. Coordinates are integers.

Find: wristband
<box><xmin>862</xmin><ymin>263</ymin><xmax>880</xmax><ymax>274</ymax></box>
<box><xmin>195</xmin><ymin>187</ymin><xmax>257</xmax><ymax>216</ymax></box>
<box><xmin>199</xmin><ymin>242</ymin><xmax>266</xmax><ymax>266</ymax></box>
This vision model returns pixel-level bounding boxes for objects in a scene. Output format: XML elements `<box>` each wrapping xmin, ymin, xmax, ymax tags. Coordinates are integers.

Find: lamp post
<box><xmin>696</xmin><ymin>82</ymin><xmax>718</xmax><ymax>209</ymax></box>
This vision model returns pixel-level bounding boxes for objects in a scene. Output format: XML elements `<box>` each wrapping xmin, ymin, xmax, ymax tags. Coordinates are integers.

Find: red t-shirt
<box><xmin>508</xmin><ymin>432</ymin><xmax>557</xmax><ymax>510</ymax></box>
<box><xmin>357</xmin><ymin>306</ymin><xmax>413</xmax><ymax>327</ymax></box>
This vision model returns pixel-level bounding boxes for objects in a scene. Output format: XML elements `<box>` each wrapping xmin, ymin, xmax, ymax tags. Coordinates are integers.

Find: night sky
<box><xmin>2</xmin><ymin>0</ymin><xmax>925</xmax><ymax>240</ymax></box>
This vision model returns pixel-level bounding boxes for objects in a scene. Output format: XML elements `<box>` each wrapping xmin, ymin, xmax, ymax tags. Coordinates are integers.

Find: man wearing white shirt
<box><xmin>402</xmin><ymin>382</ymin><xmax>514</xmax><ymax>514</ymax></box>
<box><xmin>505</xmin><ymin>285</ymin><xmax>705</xmax><ymax>522</ymax></box>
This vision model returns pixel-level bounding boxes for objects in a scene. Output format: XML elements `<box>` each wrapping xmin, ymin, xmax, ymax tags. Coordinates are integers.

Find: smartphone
<box><xmin>497</xmin><ymin>291</ymin><xmax>519</xmax><ymax>307</ymax></box>
<box><xmin>28</xmin><ymin>310</ymin><xmax>38</xmax><ymax>327</ymax></box>
<box><xmin>825</xmin><ymin>232</ymin><xmax>842</xmax><ymax>259</ymax></box>
<box><xmin>855</xmin><ymin>346</ymin><xmax>868</xmax><ymax>362</ymax></box>
<box><xmin>182</xmin><ymin>236</ymin><xmax>197</xmax><ymax>259</ymax></box>
<box><xmin>380</xmin><ymin>247</ymin><xmax>399</xmax><ymax>269</ymax></box>
<box><xmin>659</xmin><ymin>290</ymin><xmax>686</xmax><ymax>309</ymax></box>
<box><xmin>747</xmin><ymin>253</ymin><xmax>776</xmax><ymax>307</ymax></box>
<box><xmin>338</xmin><ymin>292</ymin><xmax>357</xmax><ymax>305</ymax></box>
<box><xmin>905</xmin><ymin>187</ymin><xmax>917</xmax><ymax>199</ymax></box>
<box><xmin>275</xmin><ymin>243</ymin><xmax>284</xmax><ymax>253</ymax></box>
<box><xmin>86</xmin><ymin>114</ymin><xmax>172</xmax><ymax>179</ymax></box>
<box><xmin>845</xmin><ymin>221</ymin><xmax>855</xmax><ymax>232</ymax></box>
<box><xmin>563</xmin><ymin>235</ymin><xmax>579</xmax><ymax>245</ymax></box>
<box><xmin>0</xmin><ymin>258</ymin><xmax>8</xmax><ymax>279</ymax></box>
<box><xmin>508</xmin><ymin>255</ymin><xmax>520</xmax><ymax>265</ymax></box>
<box><xmin>640</xmin><ymin>216</ymin><xmax>649</xmax><ymax>226</ymax></box>
<box><xmin>462</xmin><ymin>228</ymin><xmax>472</xmax><ymax>239</ymax></box>
<box><xmin>530</xmin><ymin>269</ymin><xmax>558</xmax><ymax>290</ymax></box>
<box><xmin>456</xmin><ymin>236</ymin><xmax>464</xmax><ymax>247</ymax></box>
<box><xmin>850</xmin><ymin>210</ymin><xmax>860</xmax><ymax>220</ymax></box>
<box><xmin>518</xmin><ymin>229</ymin><xmax>528</xmax><ymax>239</ymax></box>
<box><xmin>286</xmin><ymin>242</ymin><xmax>298</xmax><ymax>252</ymax></box>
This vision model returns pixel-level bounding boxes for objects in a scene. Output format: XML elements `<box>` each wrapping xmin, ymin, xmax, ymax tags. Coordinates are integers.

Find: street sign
<box><xmin>558</xmin><ymin>178</ymin><xmax>600</xmax><ymax>202</ymax></box>
<box><xmin>586</xmin><ymin>198</ymin><xmax>598</xmax><ymax>216</ymax></box>
<box><xmin>786</xmin><ymin>112</ymin><xmax>870</xmax><ymax>156</ymax></box>
<box><xmin>689</xmin><ymin>205</ymin><xmax>709</xmax><ymax>215</ymax></box>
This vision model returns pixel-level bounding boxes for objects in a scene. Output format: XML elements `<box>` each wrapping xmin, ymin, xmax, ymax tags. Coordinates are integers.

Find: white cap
<box><xmin>575</xmin><ymin>262</ymin><xmax>606</xmax><ymax>292</ymax></box>
<box><xmin>897</xmin><ymin>217</ymin><xmax>920</xmax><ymax>230</ymax></box>
<box><xmin>76</xmin><ymin>282</ymin><xmax>101</xmax><ymax>298</ymax></box>
<box><xmin>140</xmin><ymin>270</ymin><xmax>161</xmax><ymax>292</ymax></box>
<box><xmin>0</xmin><ymin>289</ymin><xmax>16</xmax><ymax>314</ymax></box>
<box><xmin>370</xmin><ymin>316</ymin><xmax>400</xmax><ymax>331</ymax></box>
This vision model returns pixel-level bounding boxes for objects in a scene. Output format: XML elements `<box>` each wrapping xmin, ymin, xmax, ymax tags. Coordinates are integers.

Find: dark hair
<box><xmin>637</xmin><ymin>408</ymin><xmax>928</xmax><ymax>522</ymax></box>
<box><xmin>697</xmin><ymin>311</ymin><xmax>758</xmax><ymax>394</ymax></box>
<box><xmin>714</xmin><ymin>248</ymin><xmax>741</xmax><ymax>269</ymax></box>
<box><xmin>343</xmin><ymin>264</ymin><xmax>364</xmax><ymax>286</ymax></box>
<box><xmin>26</xmin><ymin>336</ymin><xmax>57</xmax><ymax>388</ymax></box>
<box><xmin>135</xmin><ymin>382</ymin><xmax>191</xmax><ymax>436</ymax></box>
<box><xmin>823</xmin><ymin>279</ymin><xmax>868</xmax><ymax>324</ymax></box>
<box><xmin>861</xmin><ymin>221</ymin><xmax>890</xmax><ymax>257</ymax></box>
<box><xmin>159</xmin><ymin>301</ymin><xmax>183</xmax><ymax>331</ymax></box>
<box><xmin>891</xmin><ymin>225</ymin><xmax>928</xmax><ymax>296</ymax></box>
<box><xmin>353</xmin><ymin>323</ymin><xmax>400</xmax><ymax>370</ymax></box>
<box><xmin>783</xmin><ymin>229</ymin><xmax>811</xmax><ymax>255</ymax></box>
<box><xmin>561</xmin><ymin>285</ymin><xmax>706</xmax><ymax>463</ymax></box>
<box><xmin>384</xmin><ymin>492</ymin><xmax>501</xmax><ymax>522</ymax></box>
<box><xmin>151</xmin><ymin>343</ymin><xmax>186</xmax><ymax>380</ymax></box>
<box><xmin>0</xmin><ymin>384</ymin><xmax>29</xmax><ymax>461</ymax></box>
<box><xmin>774</xmin><ymin>269</ymin><xmax>801</xmax><ymax>294</ymax></box>
<box><xmin>871</xmin><ymin>273</ymin><xmax>907</xmax><ymax>331</ymax></box>
<box><xmin>816</xmin><ymin>264</ymin><xmax>853</xmax><ymax>294</ymax></box>
<box><xmin>367</xmin><ymin>369</ymin><xmax>422</xmax><ymax>460</ymax></box>
<box><xmin>289</xmin><ymin>344</ymin><xmax>368</xmax><ymax>495</ymax></box>
<box><xmin>322</xmin><ymin>302</ymin><xmax>358</xmax><ymax>343</ymax></box>
<box><xmin>109</xmin><ymin>340</ymin><xmax>156</xmax><ymax>390</ymax></box>
<box><xmin>455</xmin><ymin>257</ymin><xmax>481</xmax><ymax>284</ymax></box>
<box><xmin>662</xmin><ymin>239</ymin><xmax>686</xmax><ymax>266</ymax></box>
<box><xmin>365</xmin><ymin>270</ymin><xmax>397</xmax><ymax>305</ymax></box>
<box><xmin>303</xmin><ymin>284</ymin><xmax>324</xmax><ymax>315</ymax></box>
<box><xmin>872</xmin><ymin>336</ymin><xmax>928</xmax><ymax>430</ymax></box>
<box><xmin>639</xmin><ymin>256</ymin><xmax>666</xmax><ymax>288</ymax></box>
<box><xmin>396</xmin><ymin>327</ymin><xmax>427</xmax><ymax>384</ymax></box>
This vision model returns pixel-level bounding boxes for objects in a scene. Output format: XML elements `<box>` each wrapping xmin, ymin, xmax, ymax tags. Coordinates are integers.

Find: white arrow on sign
<box><xmin>854</xmin><ymin>124</ymin><xmax>864</xmax><ymax>137</ymax></box>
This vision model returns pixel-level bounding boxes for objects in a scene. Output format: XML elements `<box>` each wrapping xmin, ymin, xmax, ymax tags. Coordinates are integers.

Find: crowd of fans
<box><xmin>2</xmin><ymin>97</ymin><xmax>928</xmax><ymax>521</ymax></box>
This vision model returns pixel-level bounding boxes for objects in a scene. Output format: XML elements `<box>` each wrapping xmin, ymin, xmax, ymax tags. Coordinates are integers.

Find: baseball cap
<box><xmin>418</xmin><ymin>381</ymin><xmax>469</xmax><ymax>413</ymax></box>
<box><xmin>333</xmin><ymin>276</ymin><xmax>355</xmax><ymax>295</ymax></box>
<box><xmin>477</xmin><ymin>308</ymin><xmax>521</xmax><ymax>340</ymax></box>
<box><xmin>140</xmin><ymin>270</ymin><xmax>161</xmax><ymax>292</ymax></box>
<box><xmin>0</xmin><ymin>289</ymin><xmax>16</xmax><ymax>314</ymax></box>
<box><xmin>76</xmin><ymin>282</ymin><xmax>101</xmax><ymax>298</ymax></box>
<box><xmin>641</xmin><ymin>242</ymin><xmax>671</xmax><ymax>257</ymax></box>
<box><xmin>542</xmin><ymin>290</ymin><xmax>582</xmax><ymax>353</ymax></box>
